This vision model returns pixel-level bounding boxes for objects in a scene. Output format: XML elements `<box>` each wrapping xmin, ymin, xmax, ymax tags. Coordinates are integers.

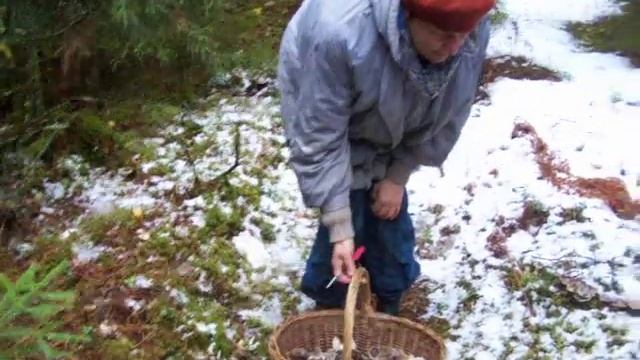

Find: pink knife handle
<box><xmin>352</xmin><ymin>246</ymin><xmax>366</xmax><ymax>261</ymax></box>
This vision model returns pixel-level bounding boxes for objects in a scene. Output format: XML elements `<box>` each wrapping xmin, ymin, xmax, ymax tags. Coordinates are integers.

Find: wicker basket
<box><xmin>268</xmin><ymin>268</ymin><xmax>446</xmax><ymax>359</ymax></box>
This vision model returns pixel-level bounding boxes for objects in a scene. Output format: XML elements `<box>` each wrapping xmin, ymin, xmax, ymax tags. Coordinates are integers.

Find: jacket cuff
<box><xmin>386</xmin><ymin>160</ymin><xmax>415</xmax><ymax>186</ymax></box>
<box><xmin>321</xmin><ymin>207</ymin><xmax>354</xmax><ymax>243</ymax></box>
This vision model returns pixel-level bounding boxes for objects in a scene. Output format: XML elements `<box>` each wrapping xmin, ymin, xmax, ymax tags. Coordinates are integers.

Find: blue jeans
<box><xmin>301</xmin><ymin>188</ymin><xmax>420</xmax><ymax>312</ymax></box>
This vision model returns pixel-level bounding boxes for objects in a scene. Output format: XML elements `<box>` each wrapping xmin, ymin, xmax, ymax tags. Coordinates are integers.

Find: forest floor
<box><xmin>1</xmin><ymin>0</ymin><xmax>639</xmax><ymax>359</ymax></box>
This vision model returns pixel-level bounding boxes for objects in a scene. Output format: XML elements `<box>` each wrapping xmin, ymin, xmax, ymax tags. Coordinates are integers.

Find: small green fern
<box><xmin>0</xmin><ymin>260</ymin><xmax>89</xmax><ymax>360</ymax></box>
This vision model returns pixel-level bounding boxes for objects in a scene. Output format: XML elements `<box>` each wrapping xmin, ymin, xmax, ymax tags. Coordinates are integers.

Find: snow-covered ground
<box><xmin>35</xmin><ymin>0</ymin><xmax>639</xmax><ymax>358</ymax></box>
<box><xmin>404</xmin><ymin>0</ymin><xmax>640</xmax><ymax>358</ymax></box>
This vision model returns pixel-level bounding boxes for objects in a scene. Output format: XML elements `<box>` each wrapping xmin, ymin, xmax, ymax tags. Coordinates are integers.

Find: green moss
<box><xmin>243</xmin><ymin>317</ymin><xmax>272</xmax><ymax>357</ymax></box>
<box><xmin>503</xmin><ymin>266</ymin><xmax>525</xmax><ymax>291</ymax></box>
<box><xmin>550</xmin><ymin>291</ymin><xmax>602</xmax><ymax>310</ymax></box>
<box><xmin>491</xmin><ymin>11</ymin><xmax>508</xmax><ymax>27</ymax></box>
<box><xmin>244</xmin><ymin>317</ymin><xmax>265</xmax><ymax>330</ymax></box>
<box><xmin>546</xmin><ymin>307</ymin><xmax>563</xmax><ymax>318</ymax></box>
<box><xmin>148</xmin><ymin>297</ymin><xmax>180</xmax><ymax>327</ymax></box>
<box><xmin>124</xmin><ymin>138</ymin><xmax>158</xmax><ymax>163</ymax></box>
<box><xmin>143</xmin><ymin>103</ymin><xmax>181</xmax><ymax>126</ymax></box>
<box><xmin>31</xmin><ymin>234</ymin><xmax>73</xmax><ymax>268</ymax></box>
<box><xmin>191</xmin><ymin>138</ymin><xmax>217</xmax><ymax>158</ymax></box>
<box><xmin>503</xmin><ymin>264</ymin><xmax>602</xmax><ymax>311</ymax></box>
<box><xmin>66</xmin><ymin>111</ymin><xmax>119</xmax><ymax>164</ymax></box>
<box><xmin>425</xmin><ymin>317</ymin><xmax>452</xmax><ymax>338</ymax></box>
<box><xmin>146</xmin><ymin>163</ymin><xmax>172</xmax><ymax>177</ymax></box>
<box><xmin>103</xmin><ymin>101</ymin><xmax>144</xmax><ymax>126</ymax></box>
<box><xmin>524</xmin><ymin>319</ymin><xmax>595</xmax><ymax>359</ymax></box>
<box><xmin>180</xmin><ymin>119</ymin><xmax>204</xmax><ymax>139</ymax></box>
<box><xmin>204</xmin><ymin>205</ymin><xmax>245</xmax><ymax>238</ymax></box>
<box><xmin>419</xmin><ymin>227</ymin><xmax>434</xmax><ymax>246</ymax></box>
<box><xmin>103</xmin><ymin>99</ymin><xmax>178</xmax><ymax>135</ymax></box>
<box><xmin>142</xmin><ymin>295</ymin><xmax>236</xmax><ymax>357</ymax></box>
<box><xmin>80</xmin><ymin>208</ymin><xmax>139</xmax><ymax>244</ymax></box>
<box><xmin>549</xmin><ymin>323</ymin><xmax>567</xmax><ymax>352</ymax></box>
<box><xmin>456</xmin><ymin>279</ymin><xmax>480</xmax><ymax>312</ymax></box>
<box><xmin>193</xmin><ymin>236</ymin><xmax>251</xmax><ymax>304</ymax></box>
<box><xmin>252</xmin><ymin>282</ymin><xmax>282</xmax><ymax>298</ymax></box>
<box><xmin>147</xmin><ymin>228</ymin><xmax>199</xmax><ymax>262</ymax></box>
<box><xmin>100</xmin><ymin>338</ymin><xmax>134</xmax><ymax>360</ymax></box>
<box><xmin>601</xmin><ymin>323</ymin><xmax>629</xmax><ymax>337</ymax></box>
<box><xmin>214</xmin><ymin>326</ymin><xmax>236</xmax><ymax>357</ymax></box>
<box><xmin>520</xmin><ymin>200</ymin><xmax>550</xmax><ymax>229</ymax></box>
<box><xmin>498</xmin><ymin>340</ymin><xmax>515</xmax><ymax>360</ymax></box>
<box><xmin>524</xmin><ymin>267</ymin><xmax>554</xmax><ymax>291</ymax></box>
<box><xmin>564</xmin><ymin>322</ymin><xmax>580</xmax><ymax>334</ymax></box>
<box><xmin>490</xmin><ymin>0</ymin><xmax>509</xmax><ymax>26</ymax></box>
<box><xmin>251</xmin><ymin>216</ymin><xmax>277</xmax><ymax>243</ymax></box>
<box><xmin>280</xmin><ymin>291</ymin><xmax>302</xmax><ymax>316</ymax></box>
<box><xmin>568</xmin><ymin>1</ymin><xmax>640</xmax><ymax>67</ymax></box>
<box><xmin>145</xmin><ymin>230</ymin><xmax>178</xmax><ymax>259</ymax></box>
<box><xmin>607</xmin><ymin>336</ymin><xmax>628</xmax><ymax>349</ymax></box>
<box><xmin>558</xmin><ymin>204</ymin><xmax>589</xmax><ymax>224</ymax></box>
<box><xmin>182</xmin><ymin>299</ymin><xmax>237</xmax><ymax>357</ymax></box>
<box><xmin>220</xmin><ymin>180</ymin><xmax>262</xmax><ymax>208</ymax></box>
<box><xmin>522</xmin><ymin>325</ymin><xmax>551</xmax><ymax>360</ymax></box>
<box><xmin>97</xmin><ymin>251</ymin><xmax>119</xmax><ymax>269</ymax></box>
<box><xmin>573</xmin><ymin>339</ymin><xmax>597</xmax><ymax>354</ymax></box>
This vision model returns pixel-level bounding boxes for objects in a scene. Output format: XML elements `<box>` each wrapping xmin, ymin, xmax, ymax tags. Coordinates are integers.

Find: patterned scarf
<box><xmin>396</xmin><ymin>6</ymin><xmax>464</xmax><ymax>99</ymax></box>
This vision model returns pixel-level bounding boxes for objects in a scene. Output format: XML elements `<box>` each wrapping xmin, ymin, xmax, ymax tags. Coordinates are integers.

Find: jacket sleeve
<box><xmin>279</xmin><ymin>29</ymin><xmax>355</xmax><ymax>242</ymax></box>
<box><xmin>386</xmin><ymin>19</ymin><xmax>491</xmax><ymax>185</ymax></box>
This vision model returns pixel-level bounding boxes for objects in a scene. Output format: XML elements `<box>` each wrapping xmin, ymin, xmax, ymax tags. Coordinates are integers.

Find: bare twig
<box><xmin>177</xmin><ymin>112</ymin><xmax>202</xmax><ymax>189</ymax></box>
<box><xmin>175</xmin><ymin>108</ymin><xmax>242</xmax><ymax>195</ymax></box>
<box><xmin>133</xmin><ymin>327</ymin><xmax>157</xmax><ymax>349</ymax></box>
<box><xmin>0</xmin><ymin>220</ymin><xmax>5</xmax><ymax>244</ymax></box>
<box><xmin>186</xmin><ymin>156</ymin><xmax>200</xmax><ymax>190</ymax></box>
<box><xmin>212</xmin><ymin>123</ymin><xmax>242</xmax><ymax>182</ymax></box>
<box><xmin>532</xmin><ymin>254</ymin><xmax>624</xmax><ymax>267</ymax></box>
<box><xmin>29</xmin><ymin>11</ymin><xmax>89</xmax><ymax>41</ymax></box>
<box><xmin>522</xmin><ymin>289</ymin><xmax>537</xmax><ymax>317</ymax></box>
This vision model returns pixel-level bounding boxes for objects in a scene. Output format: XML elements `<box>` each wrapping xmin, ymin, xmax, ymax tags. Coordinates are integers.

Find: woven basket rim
<box><xmin>268</xmin><ymin>309</ymin><xmax>447</xmax><ymax>359</ymax></box>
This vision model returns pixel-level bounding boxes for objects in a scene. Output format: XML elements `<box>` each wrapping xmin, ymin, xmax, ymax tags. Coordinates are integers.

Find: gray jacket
<box><xmin>278</xmin><ymin>0</ymin><xmax>490</xmax><ymax>242</ymax></box>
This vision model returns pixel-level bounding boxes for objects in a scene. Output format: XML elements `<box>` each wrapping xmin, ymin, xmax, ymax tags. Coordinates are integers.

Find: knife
<box><xmin>325</xmin><ymin>245</ymin><xmax>366</xmax><ymax>289</ymax></box>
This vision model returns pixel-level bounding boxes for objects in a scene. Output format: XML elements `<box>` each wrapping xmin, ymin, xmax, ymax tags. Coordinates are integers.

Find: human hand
<box><xmin>332</xmin><ymin>238</ymin><xmax>355</xmax><ymax>284</ymax></box>
<box><xmin>372</xmin><ymin>180</ymin><xmax>404</xmax><ymax>220</ymax></box>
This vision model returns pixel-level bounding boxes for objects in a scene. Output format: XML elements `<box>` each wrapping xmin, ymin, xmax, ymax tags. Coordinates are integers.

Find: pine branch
<box><xmin>0</xmin><ymin>260</ymin><xmax>87</xmax><ymax>358</ymax></box>
<box><xmin>28</xmin><ymin>11</ymin><xmax>89</xmax><ymax>41</ymax></box>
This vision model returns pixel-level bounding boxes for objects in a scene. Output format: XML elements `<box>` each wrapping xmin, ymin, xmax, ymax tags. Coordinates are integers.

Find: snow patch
<box><xmin>44</xmin><ymin>181</ymin><xmax>65</xmax><ymax>200</ymax></box>
<box><xmin>72</xmin><ymin>243</ymin><xmax>108</xmax><ymax>263</ymax></box>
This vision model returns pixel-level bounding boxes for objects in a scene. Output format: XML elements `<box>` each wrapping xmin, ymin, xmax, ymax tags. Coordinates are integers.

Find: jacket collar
<box><xmin>371</xmin><ymin>0</ymin><xmax>480</xmax><ymax>98</ymax></box>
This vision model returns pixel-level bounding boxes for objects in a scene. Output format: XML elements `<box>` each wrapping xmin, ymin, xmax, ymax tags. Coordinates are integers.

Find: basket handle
<box><xmin>343</xmin><ymin>267</ymin><xmax>374</xmax><ymax>360</ymax></box>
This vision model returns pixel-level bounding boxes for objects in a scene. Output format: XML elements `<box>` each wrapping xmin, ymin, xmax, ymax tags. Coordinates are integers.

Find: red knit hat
<box><xmin>403</xmin><ymin>0</ymin><xmax>496</xmax><ymax>33</ymax></box>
